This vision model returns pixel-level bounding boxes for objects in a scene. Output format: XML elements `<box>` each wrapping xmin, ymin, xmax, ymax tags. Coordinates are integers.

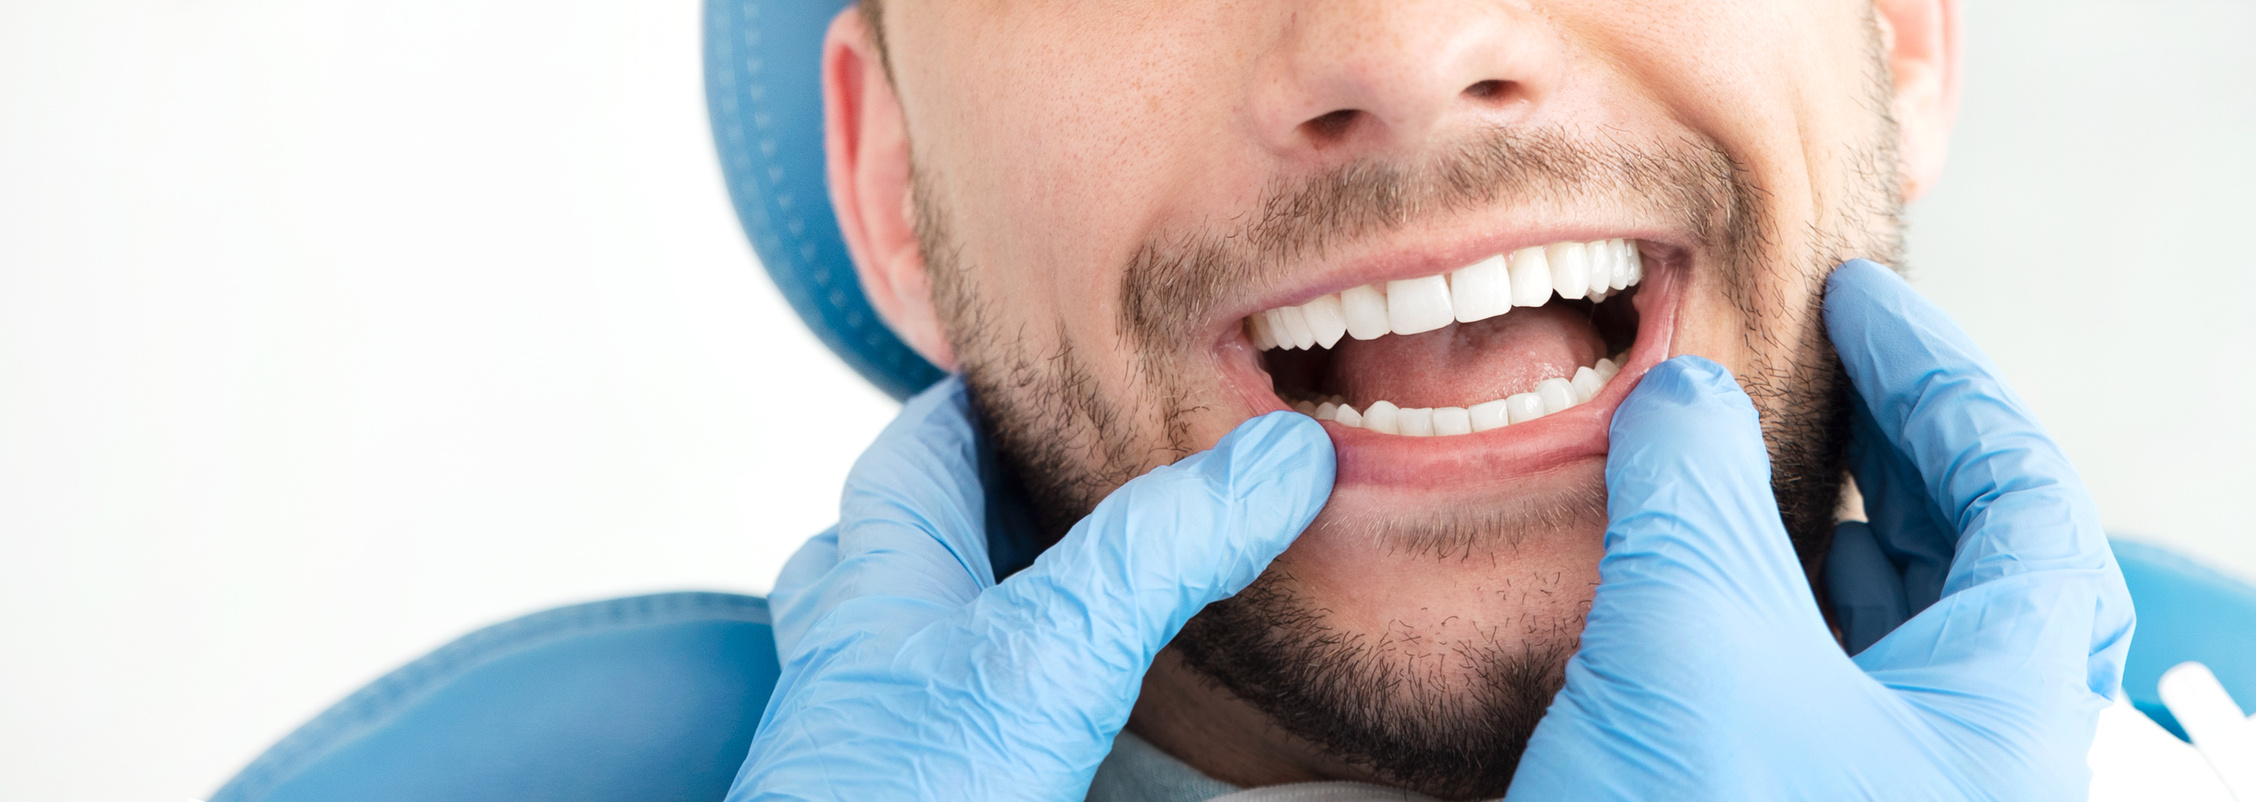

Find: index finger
<box><xmin>1823</xmin><ymin>260</ymin><xmax>2132</xmax><ymax>701</ymax></box>
<box><xmin>1823</xmin><ymin>259</ymin><xmax>2114</xmax><ymax>597</ymax></box>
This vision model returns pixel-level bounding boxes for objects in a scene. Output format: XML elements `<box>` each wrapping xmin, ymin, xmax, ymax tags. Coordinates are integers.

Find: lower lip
<box><xmin>1236</xmin><ymin>259</ymin><xmax>1683</xmax><ymax>490</ymax></box>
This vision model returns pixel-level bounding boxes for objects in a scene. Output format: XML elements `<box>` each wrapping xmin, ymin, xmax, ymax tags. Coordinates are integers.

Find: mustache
<box><xmin>1119</xmin><ymin>126</ymin><xmax>1746</xmax><ymax>351</ymax></box>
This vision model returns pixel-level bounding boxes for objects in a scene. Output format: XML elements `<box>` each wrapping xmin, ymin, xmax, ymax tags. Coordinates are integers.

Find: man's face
<box><xmin>829</xmin><ymin>1</ymin><xmax>1949</xmax><ymax>797</ymax></box>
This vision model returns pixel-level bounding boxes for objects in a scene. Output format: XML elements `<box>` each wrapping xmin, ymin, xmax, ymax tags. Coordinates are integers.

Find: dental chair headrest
<box><xmin>704</xmin><ymin>0</ymin><xmax>943</xmax><ymax>401</ymax></box>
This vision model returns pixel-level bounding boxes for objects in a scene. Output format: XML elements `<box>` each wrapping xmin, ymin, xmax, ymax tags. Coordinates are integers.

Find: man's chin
<box><xmin>1296</xmin><ymin>460</ymin><xmax>1609</xmax><ymax>560</ymax></box>
<box><xmin>1168</xmin><ymin>475</ymin><xmax>1607</xmax><ymax>801</ymax></box>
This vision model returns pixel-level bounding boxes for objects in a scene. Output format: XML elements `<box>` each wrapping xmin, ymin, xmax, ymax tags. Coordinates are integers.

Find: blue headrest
<box><xmin>208</xmin><ymin>593</ymin><xmax>781</xmax><ymax>802</ymax></box>
<box><xmin>704</xmin><ymin>0</ymin><xmax>943</xmax><ymax>401</ymax></box>
<box><xmin>2113</xmin><ymin>540</ymin><xmax>2256</xmax><ymax>739</ymax></box>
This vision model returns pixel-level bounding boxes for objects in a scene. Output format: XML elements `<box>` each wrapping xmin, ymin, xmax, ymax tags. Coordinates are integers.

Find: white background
<box><xmin>1</xmin><ymin>1</ymin><xmax>2249</xmax><ymax>799</ymax></box>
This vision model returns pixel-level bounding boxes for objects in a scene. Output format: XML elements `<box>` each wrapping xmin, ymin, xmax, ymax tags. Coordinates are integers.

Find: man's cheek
<box><xmin>1659</xmin><ymin>294</ymin><xmax>1762</xmax><ymax>378</ymax></box>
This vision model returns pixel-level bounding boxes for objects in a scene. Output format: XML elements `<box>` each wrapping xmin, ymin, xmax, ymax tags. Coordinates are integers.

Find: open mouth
<box><xmin>1245</xmin><ymin>238</ymin><xmax>1653</xmax><ymax>438</ymax></box>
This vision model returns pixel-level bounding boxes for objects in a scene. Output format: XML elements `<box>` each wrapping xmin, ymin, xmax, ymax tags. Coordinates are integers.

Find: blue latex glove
<box><xmin>729</xmin><ymin>380</ymin><xmax>1334</xmax><ymax>800</ymax></box>
<box><xmin>1508</xmin><ymin>259</ymin><xmax>2136</xmax><ymax>799</ymax></box>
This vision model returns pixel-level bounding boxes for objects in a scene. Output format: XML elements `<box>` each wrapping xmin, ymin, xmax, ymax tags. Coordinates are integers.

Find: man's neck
<box><xmin>1129</xmin><ymin>648</ymin><xmax>1370</xmax><ymax>789</ymax></box>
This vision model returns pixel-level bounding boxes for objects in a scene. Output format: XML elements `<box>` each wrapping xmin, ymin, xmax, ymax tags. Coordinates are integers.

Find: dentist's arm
<box><xmin>1509</xmin><ymin>260</ymin><xmax>2135</xmax><ymax>799</ymax></box>
<box><xmin>728</xmin><ymin>381</ymin><xmax>1334</xmax><ymax>801</ymax></box>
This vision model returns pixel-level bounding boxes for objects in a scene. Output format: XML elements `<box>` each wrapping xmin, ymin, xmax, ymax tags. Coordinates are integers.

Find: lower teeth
<box><xmin>1290</xmin><ymin>355</ymin><xmax>1625</xmax><ymax>436</ymax></box>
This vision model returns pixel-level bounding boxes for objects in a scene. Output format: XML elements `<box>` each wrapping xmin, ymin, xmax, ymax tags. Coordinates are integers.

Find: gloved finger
<box><xmin>1842</xmin><ymin>391</ymin><xmax>1953</xmax><ymax>616</ymax></box>
<box><xmin>800</xmin><ymin>378</ymin><xmax>1001</xmax><ymax>643</ymax></box>
<box><xmin>1823</xmin><ymin>260</ymin><xmax>2118</xmax><ymax>603</ymax></box>
<box><xmin>931</xmin><ymin>411</ymin><xmax>1334</xmax><ymax>727</ymax></box>
<box><xmin>1820</xmin><ymin>383</ymin><xmax>1959</xmax><ymax>652</ymax></box>
<box><xmin>1580</xmin><ymin>357</ymin><xmax>1835</xmax><ymax>680</ymax></box>
<box><xmin>1824</xmin><ymin>259</ymin><xmax>2132</xmax><ymax>702</ymax></box>
<box><xmin>1517</xmin><ymin>358</ymin><xmax>1846</xmax><ymax>796</ymax></box>
<box><xmin>1822</xmin><ymin>520</ymin><xmax>1908</xmax><ymax>655</ymax></box>
<box><xmin>768</xmin><ymin>526</ymin><xmax>843</xmax><ymax>657</ymax></box>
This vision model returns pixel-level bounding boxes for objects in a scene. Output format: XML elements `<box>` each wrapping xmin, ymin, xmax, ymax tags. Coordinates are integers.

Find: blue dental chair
<box><xmin>207</xmin><ymin>1</ymin><xmax>2256</xmax><ymax>799</ymax></box>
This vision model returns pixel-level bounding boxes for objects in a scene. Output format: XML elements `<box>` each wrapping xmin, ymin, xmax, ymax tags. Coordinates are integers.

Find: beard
<box><xmin>919</xmin><ymin>105</ymin><xmax>1902</xmax><ymax>801</ymax></box>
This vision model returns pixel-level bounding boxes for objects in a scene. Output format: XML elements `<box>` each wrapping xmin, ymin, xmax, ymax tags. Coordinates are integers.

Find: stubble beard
<box><xmin>919</xmin><ymin>114</ymin><xmax>1902</xmax><ymax>801</ymax></box>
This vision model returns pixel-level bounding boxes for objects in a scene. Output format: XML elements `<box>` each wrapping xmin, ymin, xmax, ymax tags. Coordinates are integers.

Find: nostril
<box><xmin>1301</xmin><ymin>108</ymin><xmax>1361</xmax><ymax>145</ymax></box>
<box><xmin>1462</xmin><ymin>79</ymin><xmax>1517</xmax><ymax>103</ymax></box>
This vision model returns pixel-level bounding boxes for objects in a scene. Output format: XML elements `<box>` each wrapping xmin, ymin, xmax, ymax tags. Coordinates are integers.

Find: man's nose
<box><xmin>1250</xmin><ymin>0</ymin><xmax>1562</xmax><ymax>159</ymax></box>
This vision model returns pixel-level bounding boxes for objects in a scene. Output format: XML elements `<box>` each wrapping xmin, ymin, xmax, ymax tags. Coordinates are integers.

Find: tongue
<box><xmin>1328</xmin><ymin>306</ymin><xmax>1608</xmax><ymax>409</ymax></box>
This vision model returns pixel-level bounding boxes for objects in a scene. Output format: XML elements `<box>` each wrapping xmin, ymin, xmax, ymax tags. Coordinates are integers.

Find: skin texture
<box><xmin>822</xmin><ymin>0</ymin><xmax>1959</xmax><ymax>797</ymax></box>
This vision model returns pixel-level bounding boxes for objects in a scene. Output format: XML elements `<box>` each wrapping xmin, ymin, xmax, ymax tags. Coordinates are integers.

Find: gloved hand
<box><xmin>727</xmin><ymin>382</ymin><xmax>1334</xmax><ymax>801</ymax></box>
<box><xmin>1507</xmin><ymin>259</ymin><xmax>2136</xmax><ymax>799</ymax></box>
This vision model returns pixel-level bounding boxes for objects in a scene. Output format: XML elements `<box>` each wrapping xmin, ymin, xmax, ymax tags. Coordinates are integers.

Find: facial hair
<box><xmin>920</xmin><ymin>109</ymin><xmax>1901</xmax><ymax>802</ymax></box>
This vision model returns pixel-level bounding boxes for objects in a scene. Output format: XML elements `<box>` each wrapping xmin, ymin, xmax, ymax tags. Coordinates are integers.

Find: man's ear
<box><xmin>823</xmin><ymin>8</ymin><xmax>957</xmax><ymax>370</ymax></box>
<box><xmin>1873</xmin><ymin>0</ymin><xmax>1960</xmax><ymax>202</ymax></box>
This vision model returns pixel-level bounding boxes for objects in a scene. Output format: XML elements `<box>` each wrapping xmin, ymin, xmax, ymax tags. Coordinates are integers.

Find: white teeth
<box><xmin>1586</xmin><ymin>241</ymin><xmax>1616</xmax><ymax>298</ymax></box>
<box><xmin>1432</xmin><ymin>406</ymin><xmax>1473</xmax><ymax>436</ymax></box>
<box><xmin>1304</xmin><ymin>354</ymin><xmax>1634</xmax><ymax>436</ymax></box>
<box><xmin>1450</xmin><ymin>254</ymin><xmax>1512</xmax><ymax>324</ymax></box>
<box><xmin>1246</xmin><ymin>316</ymin><xmax>1274</xmax><ymax>350</ymax></box>
<box><xmin>1386</xmin><ymin>275</ymin><xmax>1455</xmax><ymax>335</ymax></box>
<box><xmin>1607</xmin><ymin>239</ymin><xmax>1632</xmax><ymax>291</ymax></box>
<box><xmin>1278</xmin><ymin>305</ymin><xmax>1316</xmax><ymax>349</ymax></box>
<box><xmin>1262</xmin><ymin>309</ymin><xmax>1292</xmax><ymax>350</ymax></box>
<box><xmin>1536</xmin><ymin>377</ymin><xmax>1578</xmax><ymax>414</ymax></box>
<box><xmin>1397</xmin><ymin>406</ymin><xmax>1435</xmax><ymax>437</ymax></box>
<box><xmin>1505</xmin><ymin>392</ymin><xmax>1545</xmax><ymax>424</ymax></box>
<box><xmin>1571</xmin><ymin>366</ymin><xmax>1604</xmax><ymax>403</ymax></box>
<box><xmin>1253</xmin><ymin>242</ymin><xmax>1647</xmax><ymax>434</ymax></box>
<box><xmin>1301</xmin><ymin>294</ymin><xmax>1348</xmax><ymax>349</ymax></box>
<box><xmin>1334</xmin><ymin>403</ymin><xmax>1363</xmax><ymax>427</ymax></box>
<box><xmin>1363</xmin><ymin>400</ymin><xmax>1401</xmax><ymax>435</ymax></box>
<box><xmin>1341</xmin><ymin>284</ymin><xmax>1391</xmax><ymax>341</ymax></box>
<box><xmin>1469</xmin><ymin>399</ymin><xmax>1511</xmax><ymax>431</ymax></box>
<box><xmin>1546</xmin><ymin>241</ymin><xmax>1591</xmax><ymax>301</ymax></box>
<box><xmin>1508</xmin><ymin>246</ymin><xmax>1553</xmax><ymax>307</ymax></box>
<box><xmin>1247</xmin><ymin>237</ymin><xmax>1647</xmax><ymax>352</ymax></box>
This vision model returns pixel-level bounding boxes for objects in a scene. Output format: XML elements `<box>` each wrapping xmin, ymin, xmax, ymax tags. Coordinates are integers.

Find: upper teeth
<box><xmin>1248</xmin><ymin>238</ymin><xmax>1644</xmax><ymax>351</ymax></box>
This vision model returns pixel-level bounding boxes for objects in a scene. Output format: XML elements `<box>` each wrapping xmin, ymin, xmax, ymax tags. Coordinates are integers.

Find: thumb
<box><xmin>1587</xmin><ymin>357</ymin><xmax>1829</xmax><ymax>658</ymax></box>
<box><xmin>939</xmin><ymin>410</ymin><xmax>1334</xmax><ymax>720</ymax></box>
<box><xmin>1601</xmin><ymin>358</ymin><xmax>1807</xmax><ymax>605</ymax></box>
<box><xmin>981</xmin><ymin>410</ymin><xmax>1333</xmax><ymax>660</ymax></box>
<box><xmin>1515</xmin><ymin>358</ymin><xmax>1841</xmax><ymax>797</ymax></box>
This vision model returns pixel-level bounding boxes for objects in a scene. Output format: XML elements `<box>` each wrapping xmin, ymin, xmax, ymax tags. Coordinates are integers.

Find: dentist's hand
<box><xmin>1509</xmin><ymin>260</ymin><xmax>2135</xmax><ymax>800</ymax></box>
<box><xmin>728</xmin><ymin>381</ymin><xmax>1334</xmax><ymax>801</ymax></box>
